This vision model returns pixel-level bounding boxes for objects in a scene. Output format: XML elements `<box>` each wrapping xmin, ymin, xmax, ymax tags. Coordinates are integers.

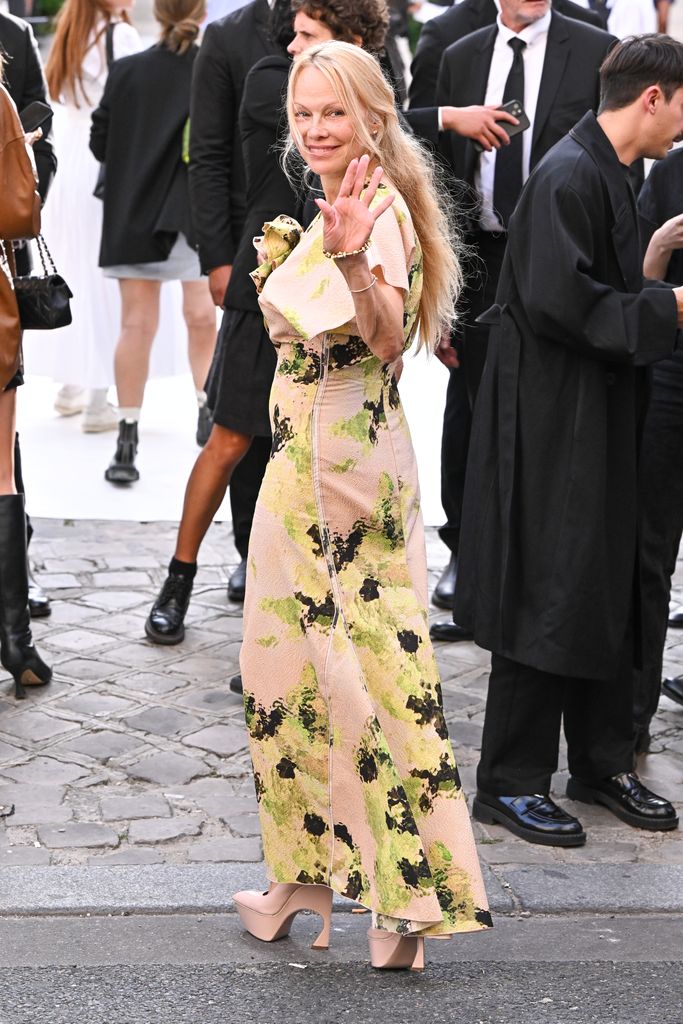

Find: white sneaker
<box><xmin>81</xmin><ymin>402</ymin><xmax>119</xmax><ymax>433</ymax></box>
<box><xmin>54</xmin><ymin>385</ymin><xmax>87</xmax><ymax>416</ymax></box>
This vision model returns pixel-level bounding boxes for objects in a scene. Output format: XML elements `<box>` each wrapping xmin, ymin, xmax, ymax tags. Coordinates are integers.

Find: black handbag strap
<box><xmin>34</xmin><ymin>234</ymin><xmax>57</xmax><ymax>277</ymax></box>
<box><xmin>105</xmin><ymin>22</ymin><xmax>115</xmax><ymax>69</ymax></box>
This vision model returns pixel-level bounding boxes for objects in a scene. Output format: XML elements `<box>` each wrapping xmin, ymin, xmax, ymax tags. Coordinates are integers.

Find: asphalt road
<box><xmin>0</xmin><ymin>913</ymin><xmax>680</xmax><ymax>1024</ymax></box>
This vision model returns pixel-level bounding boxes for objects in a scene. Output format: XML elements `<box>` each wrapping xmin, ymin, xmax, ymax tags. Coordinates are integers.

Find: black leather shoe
<box><xmin>105</xmin><ymin>421</ymin><xmax>139</xmax><ymax>484</ymax></box>
<box><xmin>28</xmin><ymin>575</ymin><xmax>51</xmax><ymax>618</ymax></box>
<box><xmin>662</xmin><ymin>675</ymin><xmax>683</xmax><ymax>707</ymax></box>
<box><xmin>145</xmin><ymin>572</ymin><xmax>193</xmax><ymax>645</ymax></box>
<box><xmin>668</xmin><ymin>604</ymin><xmax>683</xmax><ymax>627</ymax></box>
<box><xmin>429</xmin><ymin>619</ymin><xmax>473</xmax><ymax>643</ymax></box>
<box><xmin>229</xmin><ymin>674</ymin><xmax>243</xmax><ymax>695</ymax></box>
<box><xmin>228</xmin><ymin>558</ymin><xmax>247</xmax><ymax>603</ymax></box>
<box><xmin>567</xmin><ymin>772</ymin><xmax>679</xmax><ymax>831</ymax></box>
<box><xmin>196</xmin><ymin>405</ymin><xmax>212</xmax><ymax>447</ymax></box>
<box><xmin>473</xmin><ymin>791</ymin><xmax>586</xmax><ymax>846</ymax></box>
<box><xmin>432</xmin><ymin>553</ymin><xmax>457</xmax><ymax>610</ymax></box>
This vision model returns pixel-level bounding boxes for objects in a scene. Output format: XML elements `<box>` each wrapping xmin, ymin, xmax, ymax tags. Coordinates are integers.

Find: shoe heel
<box><xmin>566</xmin><ymin>778</ymin><xmax>595</xmax><ymax>805</ymax></box>
<box><xmin>309</xmin><ymin>886</ymin><xmax>333</xmax><ymax>950</ymax></box>
<box><xmin>368</xmin><ymin>929</ymin><xmax>425</xmax><ymax>970</ymax></box>
<box><xmin>472</xmin><ymin>797</ymin><xmax>498</xmax><ymax>825</ymax></box>
<box><xmin>14</xmin><ymin>676</ymin><xmax>26</xmax><ymax>700</ymax></box>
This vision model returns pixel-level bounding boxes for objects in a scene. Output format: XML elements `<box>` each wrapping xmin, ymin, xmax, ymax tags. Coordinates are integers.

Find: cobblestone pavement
<box><xmin>0</xmin><ymin>518</ymin><xmax>680</xmax><ymax>872</ymax></box>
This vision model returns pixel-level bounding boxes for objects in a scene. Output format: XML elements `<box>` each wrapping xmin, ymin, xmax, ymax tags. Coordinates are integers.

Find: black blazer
<box><xmin>188</xmin><ymin>0</ymin><xmax>280</xmax><ymax>276</ymax></box>
<box><xmin>436</xmin><ymin>12</ymin><xmax>615</xmax><ymax>215</ymax></box>
<box><xmin>90</xmin><ymin>44</ymin><xmax>197</xmax><ymax>267</ymax></box>
<box><xmin>409</xmin><ymin>0</ymin><xmax>604</xmax><ymax>109</ymax></box>
<box><xmin>0</xmin><ymin>11</ymin><xmax>56</xmax><ymax>200</ymax></box>
<box><xmin>225</xmin><ymin>54</ymin><xmax>299</xmax><ymax>312</ymax></box>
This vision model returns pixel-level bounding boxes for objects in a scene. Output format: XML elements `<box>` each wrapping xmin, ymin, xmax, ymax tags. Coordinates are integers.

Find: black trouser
<box><xmin>437</xmin><ymin>354</ymin><xmax>470</xmax><ymax>558</ymax></box>
<box><xmin>477</xmin><ymin>644</ymin><xmax>636</xmax><ymax>796</ymax></box>
<box><xmin>459</xmin><ymin>231</ymin><xmax>507</xmax><ymax>407</ymax></box>
<box><xmin>439</xmin><ymin>231</ymin><xmax>507</xmax><ymax>605</ymax></box>
<box><xmin>229</xmin><ymin>436</ymin><xmax>271</xmax><ymax>561</ymax></box>
<box><xmin>634</xmin><ymin>356</ymin><xmax>683</xmax><ymax>733</ymax></box>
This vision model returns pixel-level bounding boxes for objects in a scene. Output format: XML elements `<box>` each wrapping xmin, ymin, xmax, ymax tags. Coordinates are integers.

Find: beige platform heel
<box><xmin>367</xmin><ymin>928</ymin><xmax>425</xmax><ymax>971</ymax></box>
<box><xmin>232</xmin><ymin>882</ymin><xmax>333</xmax><ymax>949</ymax></box>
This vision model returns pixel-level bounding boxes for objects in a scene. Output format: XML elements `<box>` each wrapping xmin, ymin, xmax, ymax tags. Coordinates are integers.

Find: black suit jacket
<box><xmin>409</xmin><ymin>0</ymin><xmax>603</xmax><ymax>109</ymax></box>
<box><xmin>225</xmin><ymin>54</ymin><xmax>299</xmax><ymax>312</ymax></box>
<box><xmin>0</xmin><ymin>11</ymin><xmax>56</xmax><ymax>200</ymax></box>
<box><xmin>188</xmin><ymin>0</ymin><xmax>279</xmax><ymax>276</ymax></box>
<box><xmin>90</xmin><ymin>45</ymin><xmax>197</xmax><ymax>267</ymax></box>
<box><xmin>436</xmin><ymin>12</ymin><xmax>615</xmax><ymax>220</ymax></box>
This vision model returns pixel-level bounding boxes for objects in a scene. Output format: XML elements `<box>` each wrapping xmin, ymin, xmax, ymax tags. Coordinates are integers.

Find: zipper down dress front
<box><xmin>240</xmin><ymin>189</ymin><xmax>492</xmax><ymax>935</ymax></box>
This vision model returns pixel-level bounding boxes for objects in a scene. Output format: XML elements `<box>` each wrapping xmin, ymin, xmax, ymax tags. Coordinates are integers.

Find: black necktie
<box><xmin>492</xmin><ymin>37</ymin><xmax>526</xmax><ymax>230</ymax></box>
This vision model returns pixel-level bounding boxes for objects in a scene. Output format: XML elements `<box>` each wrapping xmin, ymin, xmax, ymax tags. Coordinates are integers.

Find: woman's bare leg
<box><xmin>175</xmin><ymin>423</ymin><xmax>253</xmax><ymax>563</ymax></box>
<box><xmin>0</xmin><ymin>388</ymin><xmax>17</xmax><ymax>495</ymax></box>
<box><xmin>114</xmin><ymin>279</ymin><xmax>162</xmax><ymax>409</ymax></box>
<box><xmin>181</xmin><ymin>279</ymin><xmax>216</xmax><ymax>393</ymax></box>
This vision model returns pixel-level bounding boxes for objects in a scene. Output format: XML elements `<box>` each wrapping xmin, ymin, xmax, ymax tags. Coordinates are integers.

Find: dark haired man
<box><xmin>455</xmin><ymin>34</ymin><xmax>683</xmax><ymax>845</ymax></box>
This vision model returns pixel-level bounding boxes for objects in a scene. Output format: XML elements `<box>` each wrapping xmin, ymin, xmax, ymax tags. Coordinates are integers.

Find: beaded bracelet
<box><xmin>322</xmin><ymin>239</ymin><xmax>371</xmax><ymax>260</ymax></box>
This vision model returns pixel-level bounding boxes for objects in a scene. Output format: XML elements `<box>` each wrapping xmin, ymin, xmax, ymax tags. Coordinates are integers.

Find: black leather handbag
<box><xmin>13</xmin><ymin>233</ymin><xmax>73</xmax><ymax>330</ymax></box>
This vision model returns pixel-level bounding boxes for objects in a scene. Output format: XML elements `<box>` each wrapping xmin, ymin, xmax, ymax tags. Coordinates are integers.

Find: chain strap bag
<box><xmin>13</xmin><ymin>233</ymin><xmax>73</xmax><ymax>330</ymax></box>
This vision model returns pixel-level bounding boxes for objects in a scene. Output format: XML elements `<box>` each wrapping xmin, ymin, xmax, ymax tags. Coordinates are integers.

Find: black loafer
<box><xmin>105</xmin><ymin>421</ymin><xmax>139</xmax><ymax>484</ymax></box>
<box><xmin>228</xmin><ymin>558</ymin><xmax>247</xmax><ymax>603</ymax></box>
<box><xmin>429</xmin><ymin>619</ymin><xmax>473</xmax><ymax>643</ymax></box>
<box><xmin>668</xmin><ymin>604</ymin><xmax>683</xmax><ymax>627</ymax></box>
<box><xmin>432</xmin><ymin>554</ymin><xmax>457</xmax><ymax>610</ymax></box>
<box><xmin>145</xmin><ymin>572</ymin><xmax>193</xmax><ymax>645</ymax></box>
<box><xmin>473</xmin><ymin>791</ymin><xmax>586</xmax><ymax>846</ymax></box>
<box><xmin>566</xmin><ymin>772</ymin><xmax>679</xmax><ymax>831</ymax></box>
<box><xmin>28</xmin><ymin>576</ymin><xmax>51</xmax><ymax>618</ymax></box>
<box><xmin>229</xmin><ymin>674</ymin><xmax>243</xmax><ymax>695</ymax></box>
<box><xmin>662</xmin><ymin>675</ymin><xmax>683</xmax><ymax>707</ymax></box>
<box><xmin>196</xmin><ymin>405</ymin><xmax>212</xmax><ymax>447</ymax></box>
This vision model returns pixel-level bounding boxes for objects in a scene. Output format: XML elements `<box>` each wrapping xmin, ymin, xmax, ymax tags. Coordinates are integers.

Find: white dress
<box><xmin>24</xmin><ymin>20</ymin><xmax>189</xmax><ymax>389</ymax></box>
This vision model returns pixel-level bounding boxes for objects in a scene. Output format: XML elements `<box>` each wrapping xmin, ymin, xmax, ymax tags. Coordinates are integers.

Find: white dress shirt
<box><xmin>571</xmin><ymin>0</ymin><xmax>657</xmax><ymax>37</ymax></box>
<box><xmin>476</xmin><ymin>10</ymin><xmax>551</xmax><ymax>232</ymax></box>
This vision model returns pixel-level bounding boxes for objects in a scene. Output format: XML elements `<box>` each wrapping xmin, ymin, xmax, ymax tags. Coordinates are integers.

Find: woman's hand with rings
<box><xmin>315</xmin><ymin>154</ymin><xmax>395</xmax><ymax>257</ymax></box>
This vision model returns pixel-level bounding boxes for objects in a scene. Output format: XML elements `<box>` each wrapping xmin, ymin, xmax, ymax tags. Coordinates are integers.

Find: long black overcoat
<box><xmin>453</xmin><ymin>113</ymin><xmax>679</xmax><ymax>681</ymax></box>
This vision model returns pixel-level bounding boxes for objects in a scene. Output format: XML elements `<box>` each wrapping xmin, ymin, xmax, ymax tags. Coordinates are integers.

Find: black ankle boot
<box><xmin>105</xmin><ymin>420</ymin><xmax>139</xmax><ymax>484</ymax></box>
<box><xmin>145</xmin><ymin>570</ymin><xmax>194</xmax><ymax>645</ymax></box>
<box><xmin>0</xmin><ymin>494</ymin><xmax>52</xmax><ymax>699</ymax></box>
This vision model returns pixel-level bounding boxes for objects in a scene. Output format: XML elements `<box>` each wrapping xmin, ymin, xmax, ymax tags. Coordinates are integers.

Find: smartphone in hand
<box><xmin>473</xmin><ymin>99</ymin><xmax>530</xmax><ymax>152</ymax></box>
<box><xmin>19</xmin><ymin>101</ymin><xmax>53</xmax><ymax>134</ymax></box>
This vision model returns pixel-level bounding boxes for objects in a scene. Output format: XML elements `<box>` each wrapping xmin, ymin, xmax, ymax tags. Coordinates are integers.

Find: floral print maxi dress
<box><xmin>240</xmin><ymin>187</ymin><xmax>491</xmax><ymax>936</ymax></box>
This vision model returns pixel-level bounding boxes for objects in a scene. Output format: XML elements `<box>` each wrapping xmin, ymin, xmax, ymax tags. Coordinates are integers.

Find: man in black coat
<box><xmin>409</xmin><ymin>0</ymin><xmax>603</xmax><ymax>110</ymax></box>
<box><xmin>188</xmin><ymin>0</ymin><xmax>280</xmax><ymax>603</ymax></box>
<box><xmin>455</xmin><ymin>35</ymin><xmax>683</xmax><ymax>845</ymax></box>
<box><xmin>428</xmin><ymin>0</ymin><xmax>614</xmax><ymax>632</ymax></box>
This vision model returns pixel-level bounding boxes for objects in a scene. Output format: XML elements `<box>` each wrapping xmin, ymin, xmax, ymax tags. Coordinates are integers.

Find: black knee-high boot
<box><xmin>0</xmin><ymin>493</ymin><xmax>52</xmax><ymax>698</ymax></box>
<box><xmin>14</xmin><ymin>432</ymin><xmax>51</xmax><ymax>618</ymax></box>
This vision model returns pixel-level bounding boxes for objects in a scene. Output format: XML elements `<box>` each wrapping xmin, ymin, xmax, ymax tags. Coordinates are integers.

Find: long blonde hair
<box><xmin>286</xmin><ymin>41</ymin><xmax>462</xmax><ymax>351</ymax></box>
<box><xmin>46</xmin><ymin>0</ymin><xmax>131</xmax><ymax>106</ymax></box>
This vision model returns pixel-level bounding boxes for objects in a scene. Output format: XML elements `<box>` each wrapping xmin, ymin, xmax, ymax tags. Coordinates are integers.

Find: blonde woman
<box><xmin>90</xmin><ymin>0</ymin><xmax>215</xmax><ymax>484</ymax></box>
<box><xmin>233</xmin><ymin>41</ymin><xmax>491</xmax><ymax>971</ymax></box>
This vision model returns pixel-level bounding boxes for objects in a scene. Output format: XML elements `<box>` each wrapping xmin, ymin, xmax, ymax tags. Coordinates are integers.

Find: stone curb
<box><xmin>0</xmin><ymin>863</ymin><xmax>680</xmax><ymax>917</ymax></box>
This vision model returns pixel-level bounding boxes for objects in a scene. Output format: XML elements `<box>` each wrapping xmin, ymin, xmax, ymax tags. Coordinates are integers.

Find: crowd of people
<box><xmin>1</xmin><ymin>0</ymin><xmax>682</xmax><ymax>971</ymax></box>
